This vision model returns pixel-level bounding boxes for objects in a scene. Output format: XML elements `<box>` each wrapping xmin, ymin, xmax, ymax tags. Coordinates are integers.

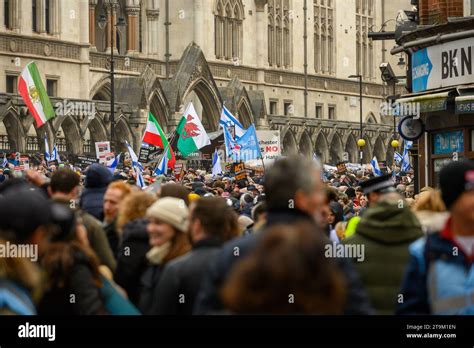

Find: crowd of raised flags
<box><xmin>9</xmin><ymin>60</ymin><xmax>415</xmax><ymax>188</ymax></box>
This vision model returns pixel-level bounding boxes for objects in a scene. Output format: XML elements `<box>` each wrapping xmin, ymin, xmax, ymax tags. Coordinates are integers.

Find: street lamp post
<box><xmin>98</xmin><ymin>0</ymin><xmax>126</xmax><ymax>153</ymax></box>
<box><xmin>349</xmin><ymin>74</ymin><xmax>364</xmax><ymax>165</ymax></box>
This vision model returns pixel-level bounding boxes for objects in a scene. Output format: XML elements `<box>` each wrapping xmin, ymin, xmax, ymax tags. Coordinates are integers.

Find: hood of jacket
<box><xmin>84</xmin><ymin>164</ymin><xmax>112</xmax><ymax>189</ymax></box>
<box><xmin>356</xmin><ymin>200</ymin><xmax>423</xmax><ymax>244</ymax></box>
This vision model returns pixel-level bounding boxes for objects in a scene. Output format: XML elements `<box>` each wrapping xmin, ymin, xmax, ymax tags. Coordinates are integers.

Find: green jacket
<box><xmin>343</xmin><ymin>200</ymin><xmax>423</xmax><ymax>315</ymax></box>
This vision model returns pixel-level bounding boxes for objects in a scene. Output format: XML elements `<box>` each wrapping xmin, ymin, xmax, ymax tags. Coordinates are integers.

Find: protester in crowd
<box><xmin>398</xmin><ymin>160</ymin><xmax>474</xmax><ymax>315</ymax></box>
<box><xmin>412</xmin><ymin>188</ymin><xmax>449</xmax><ymax>234</ymax></box>
<box><xmin>245</xmin><ymin>201</ymin><xmax>267</xmax><ymax>235</ymax></box>
<box><xmin>194</xmin><ymin>156</ymin><xmax>373</xmax><ymax>315</ymax></box>
<box><xmin>80</xmin><ymin>164</ymin><xmax>113</xmax><ymax>221</ymax></box>
<box><xmin>150</xmin><ymin>197</ymin><xmax>239</xmax><ymax>315</ymax></box>
<box><xmin>221</xmin><ymin>222</ymin><xmax>347</xmax><ymax>314</ymax></box>
<box><xmin>343</xmin><ymin>174</ymin><xmax>423</xmax><ymax>314</ymax></box>
<box><xmin>48</xmin><ymin>168</ymin><xmax>116</xmax><ymax>272</ymax></box>
<box><xmin>103</xmin><ymin>181</ymin><xmax>133</xmax><ymax>256</ymax></box>
<box><xmin>335</xmin><ymin>221</ymin><xmax>347</xmax><ymax>241</ymax></box>
<box><xmin>139</xmin><ymin>197</ymin><xmax>192</xmax><ymax>314</ymax></box>
<box><xmin>115</xmin><ymin>191</ymin><xmax>157</xmax><ymax>305</ymax></box>
<box><xmin>159</xmin><ymin>183</ymin><xmax>190</xmax><ymax>206</ymax></box>
<box><xmin>0</xmin><ymin>189</ymin><xmax>52</xmax><ymax>315</ymax></box>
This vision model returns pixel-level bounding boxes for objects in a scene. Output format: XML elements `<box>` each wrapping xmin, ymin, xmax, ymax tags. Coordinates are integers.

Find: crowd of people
<box><xmin>0</xmin><ymin>154</ymin><xmax>473</xmax><ymax>315</ymax></box>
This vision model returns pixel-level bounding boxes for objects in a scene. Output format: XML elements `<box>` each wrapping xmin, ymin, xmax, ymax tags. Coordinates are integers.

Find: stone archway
<box><xmin>237</xmin><ymin>99</ymin><xmax>253</xmax><ymax>129</ymax></box>
<box><xmin>183</xmin><ymin>78</ymin><xmax>221</xmax><ymax>132</ymax></box>
<box><xmin>329</xmin><ymin>132</ymin><xmax>343</xmax><ymax>165</ymax></box>
<box><xmin>344</xmin><ymin>133</ymin><xmax>359</xmax><ymax>163</ymax></box>
<box><xmin>314</xmin><ymin>131</ymin><xmax>329</xmax><ymax>164</ymax></box>
<box><xmin>373</xmin><ymin>136</ymin><xmax>386</xmax><ymax>162</ymax></box>
<box><xmin>54</xmin><ymin>116</ymin><xmax>82</xmax><ymax>155</ymax></box>
<box><xmin>90</xmin><ymin>77</ymin><xmax>111</xmax><ymax>101</ymax></box>
<box><xmin>0</xmin><ymin>111</ymin><xmax>24</xmax><ymax>151</ymax></box>
<box><xmin>115</xmin><ymin>117</ymin><xmax>133</xmax><ymax>148</ymax></box>
<box><xmin>282</xmin><ymin>128</ymin><xmax>297</xmax><ymax>156</ymax></box>
<box><xmin>149</xmin><ymin>92</ymin><xmax>169</xmax><ymax>131</ymax></box>
<box><xmin>299</xmin><ymin>131</ymin><xmax>312</xmax><ymax>159</ymax></box>
<box><xmin>361</xmin><ymin>135</ymin><xmax>373</xmax><ymax>164</ymax></box>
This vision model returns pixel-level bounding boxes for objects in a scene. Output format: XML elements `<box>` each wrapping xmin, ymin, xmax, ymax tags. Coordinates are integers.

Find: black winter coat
<box><xmin>114</xmin><ymin>218</ymin><xmax>150</xmax><ymax>306</ymax></box>
<box><xmin>193</xmin><ymin>208</ymin><xmax>374</xmax><ymax>315</ymax></box>
<box><xmin>80</xmin><ymin>187</ymin><xmax>107</xmax><ymax>221</ymax></box>
<box><xmin>38</xmin><ymin>250</ymin><xmax>108</xmax><ymax>315</ymax></box>
<box><xmin>150</xmin><ymin>237</ymin><xmax>222</xmax><ymax>315</ymax></box>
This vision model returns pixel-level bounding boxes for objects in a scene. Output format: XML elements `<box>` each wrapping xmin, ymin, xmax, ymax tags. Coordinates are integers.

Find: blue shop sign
<box><xmin>433</xmin><ymin>130</ymin><xmax>464</xmax><ymax>154</ymax></box>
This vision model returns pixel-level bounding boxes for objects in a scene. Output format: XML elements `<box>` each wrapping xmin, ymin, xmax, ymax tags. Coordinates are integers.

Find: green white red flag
<box><xmin>18</xmin><ymin>62</ymin><xmax>55</xmax><ymax>128</ymax></box>
<box><xmin>142</xmin><ymin>112</ymin><xmax>175</xmax><ymax>168</ymax></box>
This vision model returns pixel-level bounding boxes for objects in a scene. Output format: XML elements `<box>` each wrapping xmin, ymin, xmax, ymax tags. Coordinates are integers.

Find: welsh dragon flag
<box><xmin>176</xmin><ymin>103</ymin><xmax>211</xmax><ymax>157</ymax></box>
<box><xmin>142</xmin><ymin>112</ymin><xmax>175</xmax><ymax>168</ymax></box>
<box><xmin>18</xmin><ymin>62</ymin><xmax>55</xmax><ymax>128</ymax></box>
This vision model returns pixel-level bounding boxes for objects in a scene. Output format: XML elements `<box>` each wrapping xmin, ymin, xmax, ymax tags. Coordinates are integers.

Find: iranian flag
<box><xmin>143</xmin><ymin>112</ymin><xmax>175</xmax><ymax>168</ymax></box>
<box><xmin>176</xmin><ymin>103</ymin><xmax>211</xmax><ymax>157</ymax></box>
<box><xmin>18</xmin><ymin>62</ymin><xmax>55</xmax><ymax>128</ymax></box>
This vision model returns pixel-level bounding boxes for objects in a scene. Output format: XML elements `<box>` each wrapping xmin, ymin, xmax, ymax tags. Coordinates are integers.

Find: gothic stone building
<box><xmin>0</xmin><ymin>0</ymin><xmax>411</xmax><ymax>165</ymax></box>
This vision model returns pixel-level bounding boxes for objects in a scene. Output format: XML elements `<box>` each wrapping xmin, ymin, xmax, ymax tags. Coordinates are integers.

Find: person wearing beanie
<box><xmin>151</xmin><ymin>197</ymin><xmax>239</xmax><ymax>315</ymax></box>
<box><xmin>398</xmin><ymin>159</ymin><xmax>474</xmax><ymax>315</ymax></box>
<box><xmin>139</xmin><ymin>197</ymin><xmax>192</xmax><ymax>314</ymax></box>
<box><xmin>80</xmin><ymin>164</ymin><xmax>113</xmax><ymax>221</ymax></box>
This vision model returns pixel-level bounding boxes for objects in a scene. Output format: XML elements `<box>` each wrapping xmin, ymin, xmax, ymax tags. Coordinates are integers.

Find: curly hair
<box><xmin>116</xmin><ymin>191</ymin><xmax>157</xmax><ymax>234</ymax></box>
<box><xmin>221</xmin><ymin>222</ymin><xmax>347</xmax><ymax>314</ymax></box>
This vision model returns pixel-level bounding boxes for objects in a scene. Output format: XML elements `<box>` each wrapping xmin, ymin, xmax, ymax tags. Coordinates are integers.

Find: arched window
<box><xmin>314</xmin><ymin>0</ymin><xmax>334</xmax><ymax>75</ymax></box>
<box><xmin>356</xmin><ymin>0</ymin><xmax>374</xmax><ymax>80</ymax></box>
<box><xmin>268</xmin><ymin>0</ymin><xmax>292</xmax><ymax>69</ymax></box>
<box><xmin>215</xmin><ymin>0</ymin><xmax>244</xmax><ymax>62</ymax></box>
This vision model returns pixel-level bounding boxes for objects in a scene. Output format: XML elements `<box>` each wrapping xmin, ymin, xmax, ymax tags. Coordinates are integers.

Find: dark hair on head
<box><xmin>191</xmin><ymin>197</ymin><xmax>239</xmax><ymax>242</ymax></box>
<box><xmin>251</xmin><ymin>201</ymin><xmax>267</xmax><ymax>221</ymax></box>
<box><xmin>221</xmin><ymin>222</ymin><xmax>347</xmax><ymax>314</ymax></box>
<box><xmin>325</xmin><ymin>187</ymin><xmax>339</xmax><ymax>203</ymax></box>
<box><xmin>50</xmin><ymin>168</ymin><xmax>80</xmax><ymax>194</ymax></box>
<box><xmin>264</xmin><ymin>156</ymin><xmax>320</xmax><ymax>211</ymax></box>
<box><xmin>160</xmin><ymin>183</ymin><xmax>190</xmax><ymax>206</ymax></box>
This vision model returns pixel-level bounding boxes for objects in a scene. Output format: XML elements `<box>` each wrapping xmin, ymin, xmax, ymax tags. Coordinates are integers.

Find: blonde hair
<box><xmin>116</xmin><ymin>191</ymin><xmax>157</xmax><ymax>234</ymax></box>
<box><xmin>413</xmin><ymin>189</ymin><xmax>446</xmax><ymax>212</ymax></box>
<box><xmin>334</xmin><ymin>221</ymin><xmax>347</xmax><ymax>241</ymax></box>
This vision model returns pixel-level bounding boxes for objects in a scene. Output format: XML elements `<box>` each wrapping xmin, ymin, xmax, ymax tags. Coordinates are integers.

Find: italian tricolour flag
<box><xmin>142</xmin><ymin>112</ymin><xmax>176</xmax><ymax>168</ymax></box>
<box><xmin>18</xmin><ymin>62</ymin><xmax>55</xmax><ymax>128</ymax></box>
<box><xmin>176</xmin><ymin>103</ymin><xmax>211</xmax><ymax>157</ymax></box>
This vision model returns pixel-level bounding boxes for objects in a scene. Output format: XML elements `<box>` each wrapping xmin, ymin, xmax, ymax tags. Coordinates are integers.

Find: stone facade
<box><xmin>0</xmin><ymin>0</ymin><xmax>411</xmax><ymax>164</ymax></box>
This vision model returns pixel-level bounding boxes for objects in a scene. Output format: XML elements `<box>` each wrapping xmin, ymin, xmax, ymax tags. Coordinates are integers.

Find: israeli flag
<box><xmin>371</xmin><ymin>156</ymin><xmax>382</xmax><ymax>176</ymax></box>
<box><xmin>154</xmin><ymin>153</ymin><xmax>168</xmax><ymax>176</ymax></box>
<box><xmin>125</xmin><ymin>141</ymin><xmax>143</xmax><ymax>171</ymax></box>
<box><xmin>2</xmin><ymin>153</ymin><xmax>8</xmax><ymax>168</ymax></box>
<box><xmin>222</xmin><ymin>125</ymin><xmax>240</xmax><ymax>161</ymax></box>
<box><xmin>212</xmin><ymin>149</ymin><xmax>223</xmax><ymax>177</ymax></box>
<box><xmin>135</xmin><ymin>167</ymin><xmax>146</xmax><ymax>189</ymax></box>
<box><xmin>220</xmin><ymin>106</ymin><xmax>246</xmax><ymax>139</ymax></box>
<box><xmin>401</xmin><ymin>150</ymin><xmax>410</xmax><ymax>172</ymax></box>
<box><xmin>44</xmin><ymin>135</ymin><xmax>51</xmax><ymax>162</ymax></box>
<box><xmin>106</xmin><ymin>153</ymin><xmax>121</xmax><ymax>174</ymax></box>
<box><xmin>394</xmin><ymin>151</ymin><xmax>403</xmax><ymax>165</ymax></box>
<box><xmin>405</xmin><ymin>141</ymin><xmax>413</xmax><ymax>150</ymax></box>
<box><xmin>51</xmin><ymin>144</ymin><xmax>61</xmax><ymax>163</ymax></box>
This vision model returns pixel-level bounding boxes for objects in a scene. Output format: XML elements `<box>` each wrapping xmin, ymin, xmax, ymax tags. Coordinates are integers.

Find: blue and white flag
<box><xmin>125</xmin><ymin>141</ymin><xmax>143</xmax><ymax>171</ymax></box>
<box><xmin>154</xmin><ymin>153</ymin><xmax>169</xmax><ymax>176</ymax></box>
<box><xmin>371</xmin><ymin>156</ymin><xmax>382</xmax><ymax>176</ymax></box>
<box><xmin>394</xmin><ymin>151</ymin><xmax>403</xmax><ymax>165</ymax></box>
<box><xmin>106</xmin><ymin>153</ymin><xmax>121</xmax><ymax>174</ymax></box>
<box><xmin>2</xmin><ymin>153</ymin><xmax>8</xmax><ymax>168</ymax></box>
<box><xmin>44</xmin><ymin>135</ymin><xmax>51</xmax><ymax>162</ymax></box>
<box><xmin>51</xmin><ymin>144</ymin><xmax>61</xmax><ymax>163</ymax></box>
<box><xmin>135</xmin><ymin>167</ymin><xmax>146</xmax><ymax>189</ymax></box>
<box><xmin>220</xmin><ymin>106</ymin><xmax>246</xmax><ymax>140</ymax></box>
<box><xmin>405</xmin><ymin>141</ymin><xmax>413</xmax><ymax>150</ymax></box>
<box><xmin>401</xmin><ymin>143</ymin><xmax>411</xmax><ymax>172</ymax></box>
<box><xmin>212</xmin><ymin>149</ymin><xmax>223</xmax><ymax>177</ymax></box>
<box><xmin>234</xmin><ymin>125</ymin><xmax>262</xmax><ymax>162</ymax></box>
<box><xmin>222</xmin><ymin>124</ymin><xmax>240</xmax><ymax>161</ymax></box>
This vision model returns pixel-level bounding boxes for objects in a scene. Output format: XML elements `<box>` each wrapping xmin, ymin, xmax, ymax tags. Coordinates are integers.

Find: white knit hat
<box><xmin>146</xmin><ymin>197</ymin><xmax>189</xmax><ymax>233</ymax></box>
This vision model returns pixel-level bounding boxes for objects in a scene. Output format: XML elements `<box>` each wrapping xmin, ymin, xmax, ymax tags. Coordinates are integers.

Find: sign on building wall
<box><xmin>412</xmin><ymin>37</ymin><xmax>474</xmax><ymax>92</ymax></box>
<box><xmin>433</xmin><ymin>130</ymin><xmax>464</xmax><ymax>155</ymax></box>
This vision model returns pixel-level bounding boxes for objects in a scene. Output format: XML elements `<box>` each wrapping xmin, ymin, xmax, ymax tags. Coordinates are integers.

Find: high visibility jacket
<box><xmin>397</xmin><ymin>218</ymin><xmax>474</xmax><ymax>315</ymax></box>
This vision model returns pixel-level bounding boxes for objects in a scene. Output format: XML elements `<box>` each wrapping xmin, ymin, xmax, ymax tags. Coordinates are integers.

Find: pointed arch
<box><xmin>90</xmin><ymin>77</ymin><xmax>111</xmax><ymax>101</ymax></box>
<box><xmin>365</xmin><ymin>112</ymin><xmax>377</xmax><ymax>124</ymax></box>
<box><xmin>361</xmin><ymin>135</ymin><xmax>373</xmax><ymax>164</ymax></box>
<box><xmin>237</xmin><ymin>99</ymin><xmax>253</xmax><ymax>129</ymax></box>
<box><xmin>373</xmin><ymin>136</ymin><xmax>386</xmax><ymax>162</ymax></box>
<box><xmin>86</xmin><ymin>116</ymin><xmax>108</xmax><ymax>145</ymax></box>
<box><xmin>344</xmin><ymin>133</ymin><xmax>359</xmax><ymax>163</ymax></box>
<box><xmin>329</xmin><ymin>132</ymin><xmax>343</xmax><ymax>165</ymax></box>
<box><xmin>149</xmin><ymin>91</ymin><xmax>170</xmax><ymax>131</ymax></box>
<box><xmin>115</xmin><ymin>116</ymin><xmax>134</xmax><ymax>148</ymax></box>
<box><xmin>298</xmin><ymin>131</ymin><xmax>312</xmax><ymax>159</ymax></box>
<box><xmin>54</xmin><ymin>116</ymin><xmax>82</xmax><ymax>155</ymax></box>
<box><xmin>183</xmin><ymin>78</ymin><xmax>221</xmax><ymax>132</ymax></box>
<box><xmin>314</xmin><ymin>131</ymin><xmax>329</xmax><ymax>165</ymax></box>
<box><xmin>281</xmin><ymin>127</ymin><xmax>297</xmax><ymax>156</ymax></box>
